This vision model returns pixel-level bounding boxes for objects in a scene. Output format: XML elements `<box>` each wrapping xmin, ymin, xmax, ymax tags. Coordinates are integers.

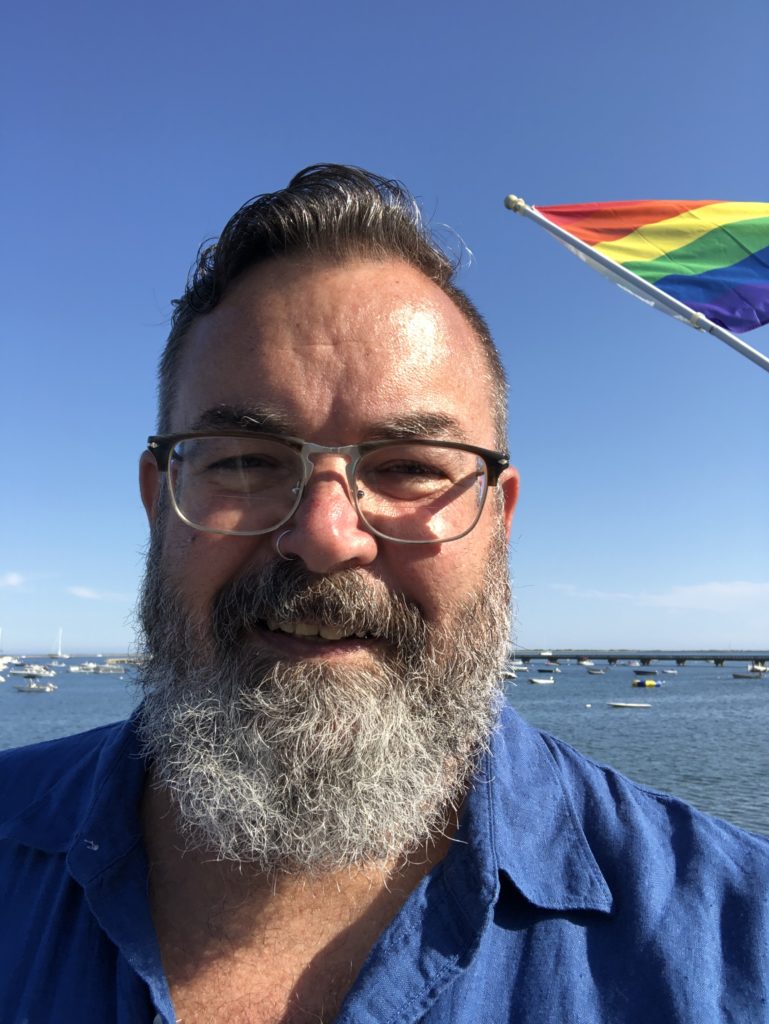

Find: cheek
<box><xmin>160</xmin><ymin>527</ymin><xmax>269</xmax><ymax>611</ymax></box>
<box><xmin>388</xmin><ymin>541</ymin><xmax>489</xmax><ymax>623</ymax></box>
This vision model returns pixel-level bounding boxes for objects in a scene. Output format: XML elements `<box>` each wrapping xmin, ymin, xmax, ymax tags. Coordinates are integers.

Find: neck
<box><xmin>142</xmin><ymin>778</ymin><xmax>458</xmax><ymax>963</ymax></box>
<box><xmin>142</xmin><ymin>780</ymin><xmax>459</xmax><ymax>1023</ymax></box>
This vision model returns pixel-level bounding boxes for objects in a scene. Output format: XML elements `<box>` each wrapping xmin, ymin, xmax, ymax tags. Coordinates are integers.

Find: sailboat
<box><xmin>49</xmin><ymin>627</ymin><xmax>70</xmax><ymax>661</ymax></box>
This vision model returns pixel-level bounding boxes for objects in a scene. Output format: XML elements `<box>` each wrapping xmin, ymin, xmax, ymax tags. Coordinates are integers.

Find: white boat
<box><xmin>68</xmin><ymin>662</ymin><xmax>101</xmax><ymax>673</ymax></box>
<box><xmin>662</xmin><ymin>669</ymin><xmax>678</xmax><ymax>675</ymax></box>
<box><xmin>587</xmin><ymin>668</ymin><xmax>606</xmax><ymax>675</ymax></box>
<box><xmin>578</xmin><ymin>659</ymin><xmax>595</xmax><ymax>667</ymax></box>
<box><xmin>13</xmin><ymin>675</ymin><xmax>58</xmax><ymax>693</ymax></box>
<box><xmin>9</xmin><ymin>664</ymin><xmax>56</xmax><ymax>678</ymax></box>
<box><xmin>530</xmin><ymin>677</ymin><xmax>555</xmax><ymax>685</ymax></box>
<box><xmin>608</xmin><ymin>702</ymin><xmax>651</xmax><ymax>709</ymax></box>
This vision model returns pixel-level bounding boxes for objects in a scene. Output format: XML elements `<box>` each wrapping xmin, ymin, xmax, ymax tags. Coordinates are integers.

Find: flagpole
<box><xmin>504</xmin><ymin>194</ymin><xmax>769</xmax><ymax>374</ymax></box>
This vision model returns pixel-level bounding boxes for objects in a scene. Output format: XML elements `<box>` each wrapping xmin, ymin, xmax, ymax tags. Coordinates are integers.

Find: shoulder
<box><xmin>552</xmin><ymin>729</ymin><xmax>766</xmax><ymax>854</ymax></box>
<box><xmin>493</xmin><ymin>707</ymin><xmax>769</xmax><ymax>875</ymax></box>
<box><xmin>0</xmin><ymin>721</ymin><xmax>133</xmax><ymax>823</ymax></box>
<box><xmin>485</xmin><ymin>708</ymin><xmax>769</xmax><ymax>1017</ymax></box>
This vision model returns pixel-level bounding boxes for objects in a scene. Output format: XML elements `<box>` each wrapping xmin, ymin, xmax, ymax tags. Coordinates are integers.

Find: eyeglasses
<box><xmin>146</xmin><ymin>432</ymin><xmax>509</xmax><ymax>544</ymax></box>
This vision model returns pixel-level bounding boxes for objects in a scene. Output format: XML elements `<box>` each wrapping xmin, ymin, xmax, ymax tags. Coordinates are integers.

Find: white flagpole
<box><xmin>504</xmin><ymin>194</ymin><xmax>769</xmax><ymax>374</ymax></box>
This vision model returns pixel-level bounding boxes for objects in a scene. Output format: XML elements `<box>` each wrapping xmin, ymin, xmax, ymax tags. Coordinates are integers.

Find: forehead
<box><xmin>173</xmin><ymin>257</ymin><xmax>498</xmax><ymax>444</ymax></box>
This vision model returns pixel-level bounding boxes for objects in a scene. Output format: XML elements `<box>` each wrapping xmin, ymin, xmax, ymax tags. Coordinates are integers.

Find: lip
<box><xmin>252</xmin><ymin>622</ymin><xmax>385</xmax><ymax>660</ymax></box>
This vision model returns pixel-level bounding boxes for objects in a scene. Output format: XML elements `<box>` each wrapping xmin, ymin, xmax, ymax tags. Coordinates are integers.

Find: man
<box><xmin>0</xmin><ymin>165</ymin><xmax>767</xmax><ymax>1023</ymax></box>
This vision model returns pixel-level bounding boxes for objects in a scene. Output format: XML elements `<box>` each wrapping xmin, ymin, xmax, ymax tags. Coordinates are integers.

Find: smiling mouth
<box><xmin>264</xmin><ymin>619</ymin><xmax>376</xmax><ymax>642</ymax></box>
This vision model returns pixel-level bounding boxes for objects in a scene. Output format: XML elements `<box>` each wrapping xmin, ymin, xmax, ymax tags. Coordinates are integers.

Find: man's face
<box><xmin>137</xmin><ymin>256</ymin><xmax>518</xmax><ymax>870</ymax></box>
<box><xmin>141</xmin><ymin>256</ymin><xmax>518</xmax><ymax>648</ymax></box>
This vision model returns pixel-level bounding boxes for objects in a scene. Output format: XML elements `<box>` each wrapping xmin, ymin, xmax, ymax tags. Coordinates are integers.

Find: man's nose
<box><xmin>275</xmin><ymin>463</ymin><xmax>378</xmax><ymax>573</ymax></box>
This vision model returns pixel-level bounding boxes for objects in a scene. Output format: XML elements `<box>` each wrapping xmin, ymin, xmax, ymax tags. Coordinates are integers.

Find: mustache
<box><xmin>211</xmin><ymin>560</ymin><xmax>428</xmax><ymax>651</ymax></box>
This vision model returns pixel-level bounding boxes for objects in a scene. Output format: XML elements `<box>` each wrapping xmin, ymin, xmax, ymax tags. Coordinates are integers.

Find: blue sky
<box><xmin>2</xmin><ymin>0</ymin><xmax>768</xmax><ymax>654</ymax></box>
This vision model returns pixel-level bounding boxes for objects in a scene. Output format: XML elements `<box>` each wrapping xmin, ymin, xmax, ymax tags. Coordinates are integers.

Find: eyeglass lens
<box><xmin>168</xmin><ymin>436</ymin><xmax>489</xmax><ymax>542</ymax></box>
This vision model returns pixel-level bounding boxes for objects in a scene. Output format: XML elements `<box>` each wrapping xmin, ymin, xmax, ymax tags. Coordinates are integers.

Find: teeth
<box><xmin>318</xmin><ymin>625</ymin><xmax>346</xmax><ymax>640</ymax></box>
<box><xmin>292</xmin><ymin>622</ymin><xmax>319</xmax><ymax>636</ymax></box>
<box><xmin>265</xmin><ymin>619</ymin><xmax>364</xmax><ymax>641</ymax></box>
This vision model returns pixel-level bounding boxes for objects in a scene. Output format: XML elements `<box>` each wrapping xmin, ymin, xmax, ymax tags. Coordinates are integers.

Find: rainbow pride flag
<box><xmin>533</xmin><ymin>200</ymin><xmax>769</xmax><ymax>335</ymax></box>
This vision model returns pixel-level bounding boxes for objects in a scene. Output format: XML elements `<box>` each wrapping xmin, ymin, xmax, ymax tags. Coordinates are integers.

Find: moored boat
<box><xmin>13</xmin><ymin>674</ymin><xmax>58</xmax><ymax>694</ymax></box>
<box><xmin>9</xmin><ymin>664</ymin><xmax>56</xmax><ymax>678</ymax></box>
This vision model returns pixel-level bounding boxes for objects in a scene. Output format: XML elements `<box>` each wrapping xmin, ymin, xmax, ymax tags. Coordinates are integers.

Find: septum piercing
<box><xmin>274</xmin><ymin>483</ymin><xmax>363</xmax><ymax>560</ymax></box>
<box><xmin>274</xmin><ymin>529</ymin><xmax>295</xmax><ymax>562</ymax></box>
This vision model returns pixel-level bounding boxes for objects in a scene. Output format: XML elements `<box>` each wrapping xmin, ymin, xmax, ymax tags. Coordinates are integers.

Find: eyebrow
<box><xmin>190</xmin><ymin>405</ymin><xmax>295</xmax><ymax>434</ymax></box>
<box><xmin>189</xmin><ymin>406</ymin><xmax>470</xmax><ymax>443</ymax></box>
<box><xmin>362</xmin><ymin>413</ymin><xmax>469</xmax><ymax>443</ymax></box>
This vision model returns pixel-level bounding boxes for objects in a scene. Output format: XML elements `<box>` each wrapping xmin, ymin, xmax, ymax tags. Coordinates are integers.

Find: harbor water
<box><xmin>1</xmin><ymin>658</ymin><xmax>767</xmax><ymax>837</ymax></box>
<box><xmin>506</xmin><ymin>660</ymin><xmax>769</xmax><ymax>837</ymax></box>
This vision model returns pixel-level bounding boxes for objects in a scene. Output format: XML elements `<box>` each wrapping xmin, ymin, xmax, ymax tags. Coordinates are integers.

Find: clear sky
<box><xmin>2</xmin><ymin>0</ymin><xmax>768</xmax><ymax>654</ymax></box>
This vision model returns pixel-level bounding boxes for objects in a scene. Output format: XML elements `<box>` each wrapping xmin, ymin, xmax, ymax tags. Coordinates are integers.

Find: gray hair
<box><xmin>158</xmin><ymin>164</ymin><xmax>508</xmax><ymax>445</ymax></box>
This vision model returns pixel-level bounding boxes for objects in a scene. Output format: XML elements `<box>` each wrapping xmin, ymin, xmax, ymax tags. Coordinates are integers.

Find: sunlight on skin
<box><xmin>387</xmin><ymin>305</ymin><xmax>450</xmax><ymax>381</ymax></box>
<box><xmin>140</xmin><ymin>256</ymin><xmax>518</xmax><ymax>641</ymax></box>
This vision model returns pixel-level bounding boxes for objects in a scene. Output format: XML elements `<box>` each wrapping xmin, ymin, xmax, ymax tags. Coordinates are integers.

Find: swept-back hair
<box><xmin>158</xmin><ymin>164</ymin><xmax>507</xmax><ymax>443</ymax></box>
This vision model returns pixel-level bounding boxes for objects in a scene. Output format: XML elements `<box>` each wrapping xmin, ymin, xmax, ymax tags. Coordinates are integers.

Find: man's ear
<box><xmin>499</xmin><ymin>466</ymin><xmax>519</xmax><ymax>540</ymax></box>
<box><xmin>139</xmin><ymin>451</ymin><xmax>161</xmax><ymax>526</ymax></box>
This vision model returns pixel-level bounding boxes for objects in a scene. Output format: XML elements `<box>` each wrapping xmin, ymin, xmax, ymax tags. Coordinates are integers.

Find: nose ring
<box><xmin>274</xmin><ymin>529</ymin><xmax>295</xmax><ymax>562</ymax></box>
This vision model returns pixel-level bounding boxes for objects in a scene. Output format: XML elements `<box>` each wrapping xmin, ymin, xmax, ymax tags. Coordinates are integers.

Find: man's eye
<box><xmin>361</xmin><ymin>460</ymin><xmax>453</xmax><ymax>499</ymax></box>
<box><xmin>379</xmin><ymin>461</ymin><xmax>446</xmax><ymax>478</ymax></box>
<box><xmin>206</xmin><ymin>454</ymin><xmax>277</xmax><ymax>472</ymax></box>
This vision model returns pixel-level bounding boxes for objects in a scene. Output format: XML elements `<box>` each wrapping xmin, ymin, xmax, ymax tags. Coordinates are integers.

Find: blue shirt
<box><xmin>1</xmin><ymin>705</ymin><xmax>768</xmax><ymax>1023</ymax></box>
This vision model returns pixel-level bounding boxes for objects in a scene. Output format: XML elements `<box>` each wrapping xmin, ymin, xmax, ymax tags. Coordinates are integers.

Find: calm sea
<box><xmin>1</xmin><ymin>658</ymin><xmax>767</xmax><ymax>837</ymax></box>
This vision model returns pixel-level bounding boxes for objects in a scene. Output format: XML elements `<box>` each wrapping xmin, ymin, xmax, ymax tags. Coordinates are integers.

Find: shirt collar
<box><xmin>478</xmin><ymin>705</ymin><xmax>613</xmax><ymax>914</ymax></box>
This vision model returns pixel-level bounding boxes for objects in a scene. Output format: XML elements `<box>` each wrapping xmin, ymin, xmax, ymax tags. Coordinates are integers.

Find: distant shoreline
<box><xmin>4</xmin><ymin>648</ymin><xmax>767</xmax><ymax>665</ymax></box>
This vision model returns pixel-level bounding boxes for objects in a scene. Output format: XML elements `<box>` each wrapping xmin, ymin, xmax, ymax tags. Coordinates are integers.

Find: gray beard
<box><xmin>136</xmin><ymin>518</ymin><xmax>511</xmax><ymax>873</ymax></box>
